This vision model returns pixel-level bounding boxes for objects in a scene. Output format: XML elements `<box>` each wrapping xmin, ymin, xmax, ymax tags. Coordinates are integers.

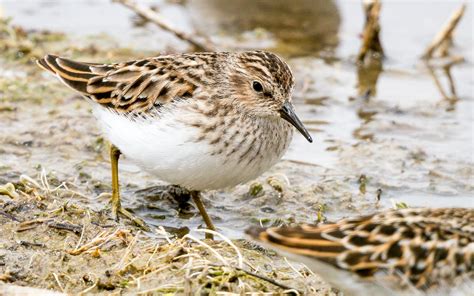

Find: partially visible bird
<box><xmin>247</xmin><ymin>208</ymin><xmax>474</xmax><ymax>295</ymax></box>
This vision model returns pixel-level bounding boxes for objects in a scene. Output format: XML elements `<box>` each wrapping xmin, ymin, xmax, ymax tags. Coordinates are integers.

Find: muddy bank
<box><xmin>0</xmin><ymin>175</ymin><xmax>332</xmax><ymax>294</ymax></box>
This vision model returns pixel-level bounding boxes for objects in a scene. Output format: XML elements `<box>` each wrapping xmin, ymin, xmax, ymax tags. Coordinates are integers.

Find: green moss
<box><xmin>395</xmin><ymin>201</ymin><xmax>409</xmax><ymax>209</ymax></box>
<box><xmin>317</xmin><ymin>204</ymin><xmax>327</xmax><ymax>223</ymax></box>
<box><xmin>266</xmin><ymin>176</ymin><xmax>285</xmax><ymax>193</ymax></box>
<box><xmin>358</xmin><ymin>174</ymin><xmax>367</xmax><ymax>194</ymax></box>
<box><xmin>0</xmin><ymin>182</ymin><xmax>18</xmax><ymax>199</ymax></box>
<box><xmin>248</xmin><ymin>182</ymin><xmax>264</xmax><ymax>197</ymax></box>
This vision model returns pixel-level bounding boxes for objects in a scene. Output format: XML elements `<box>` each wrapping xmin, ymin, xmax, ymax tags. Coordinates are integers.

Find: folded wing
<box><xmin>37</xmin><ymin>54</ymin><xmax>197</xmax><ymax>113</ymax></box>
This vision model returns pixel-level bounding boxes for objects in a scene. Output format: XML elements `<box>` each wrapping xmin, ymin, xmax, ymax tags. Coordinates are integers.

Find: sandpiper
<box><xmin>37</xmin><ymin>51</ymin><xmax>312</xmax><ymax>233</ymax></box>
<box><xmin>247</xmin><ymin>208</ymin><xmax>474</xmax><ymax>294</ymax></box>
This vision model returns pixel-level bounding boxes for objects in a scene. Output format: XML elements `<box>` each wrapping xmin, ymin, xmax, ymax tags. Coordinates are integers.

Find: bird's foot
<box><xmin>111</xmin><ymin>197</ymin><xmax>150</xmax><ymax>231</ymax></box>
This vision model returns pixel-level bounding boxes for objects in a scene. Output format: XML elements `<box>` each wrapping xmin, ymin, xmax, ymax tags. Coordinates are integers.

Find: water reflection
<box><xmin>425</xmin><ymin>59</ymin><xmax>462</xmax><ymax>111</ymax></box>
<box><xmin>356</xmin><ymin>58</ymin><xmax>383</xmax><ymax>98</ymax></box>
<box><xmin>350</xmin><ymin>58</ymin><xmax>383</xmax><ymax>141</ymax></box>
<box><xmin>187</xmin><ymin>0</ymin><xmax>340</xmax><ymax>57</ymax></box>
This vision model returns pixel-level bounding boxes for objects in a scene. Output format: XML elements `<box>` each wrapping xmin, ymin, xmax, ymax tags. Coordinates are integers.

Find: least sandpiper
<box><xmin>247</xmin><ymin>208</ymin><xmax>473</xmax><ymax>294</ymax></box>
<box><xmin>37</xmin><ymin>51</ymin><xmax>312</xmax><ymax>233</ymax></box>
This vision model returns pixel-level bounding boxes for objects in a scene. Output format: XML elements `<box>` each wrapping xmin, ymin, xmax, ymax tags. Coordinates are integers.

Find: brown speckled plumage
<box><xmin>37</xmin><ymin>50</ymin><xmax>312</xmax><ymax>232</ymax></box>
<box><xmin>37</xmin><ymin>51</ymin><xmax>293</xmax><ymax>114</ymax></box>
<box><xmin>37</xmin><ymin>51</ymin><xmax>311</xmax><ymax>192</ymax></box>
<box><xmin>247</xmin><ymin>208</ymin><xmax>474</xmax><ymax>293</ymax></box>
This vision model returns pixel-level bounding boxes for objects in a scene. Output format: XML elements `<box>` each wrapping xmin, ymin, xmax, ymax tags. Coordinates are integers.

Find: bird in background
<box><xmin>247</xmin><ymin>207</ymin><xmax>474</xmax><ymax>295</ymax></box>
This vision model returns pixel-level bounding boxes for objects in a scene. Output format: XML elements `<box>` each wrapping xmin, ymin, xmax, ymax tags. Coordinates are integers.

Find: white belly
<box><xmin>93</xmin><ymin>105</ymin><xmax>292</xmax><ymax>191</ymax></box>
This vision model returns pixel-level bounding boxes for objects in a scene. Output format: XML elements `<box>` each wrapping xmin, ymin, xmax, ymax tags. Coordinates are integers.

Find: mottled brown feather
<box><xmin>37</xmin><ymin>51</ymin><xmax>295</xmax><ymax>116</ymax></box>
<box><xmin>247</xmin><ymin>208</ymin><xmax>474</xmax><ymax>290</ymax></box>
<box><xmin>37</xmin><ymin>54</ymin><xmax>199</xmax><ymax>113</ymax></box>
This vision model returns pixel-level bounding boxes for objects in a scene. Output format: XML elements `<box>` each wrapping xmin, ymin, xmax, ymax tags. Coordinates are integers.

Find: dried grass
<box><xmin>0</xmin><ymin>173</ymin><xmax>332</xmax><ymax>295</ymax></box>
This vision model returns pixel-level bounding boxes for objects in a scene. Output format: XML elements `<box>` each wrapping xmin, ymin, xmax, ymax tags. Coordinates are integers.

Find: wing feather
<box><xmin>247</xmin><ymin>208</ymin><xmax>474</xmax><ymax>289</ymax></box>
<box><xmin>37</xmin><ymin>54</ymin><xmax>198</xmax><ymax>113</ymax></box>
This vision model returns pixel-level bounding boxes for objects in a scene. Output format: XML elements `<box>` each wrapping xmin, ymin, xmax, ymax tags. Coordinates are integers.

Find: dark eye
<box><xmin>252</xmin><ymin>81</ymin><xmax>263</xmax><ymax>92</ymax></box>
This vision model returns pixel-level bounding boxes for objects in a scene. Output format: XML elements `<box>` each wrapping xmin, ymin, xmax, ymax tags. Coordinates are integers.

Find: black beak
<box><xmin>279</xmin><ymin>101</ymin><xmax>313</xmax><ymax>143</ymax></box>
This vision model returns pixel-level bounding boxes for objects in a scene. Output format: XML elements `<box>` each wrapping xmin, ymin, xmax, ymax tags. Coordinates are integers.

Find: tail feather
<box><xmin>36</xmin><ymin>56</ymin><xmax>55</xmax><ymax>74</ymax></box>
<box><xmin>37</xmin><ymin>54</ymin><xmax>99</xmax><ymax>93</ymax></box>
<box><xmin>55</xmin><ymin>56</ymin><xmax>99</xmax><ymax>74</ymax></box>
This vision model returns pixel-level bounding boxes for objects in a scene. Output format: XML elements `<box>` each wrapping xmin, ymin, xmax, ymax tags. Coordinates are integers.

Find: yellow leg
<box><xmin>191</xmin><ymin>191</ymin><xmax>215</xmax><ymax>239</ymax></box>
<box><xmin>109</xmin><ymin>144</ymin><xmax>150</xmax><ymax>231</ymax></box>
<box><xmin>110</xmin><ymin>144</ymin><xmax>121</xmax><ymax>221</ymax></box>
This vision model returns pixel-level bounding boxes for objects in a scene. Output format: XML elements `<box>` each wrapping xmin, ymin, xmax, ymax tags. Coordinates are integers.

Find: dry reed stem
<box><xmin>68</xmin><ymin>228</ymin><xmax>130</xmax><ymax>255</ymax></box>
<box><xmin>52</xmin><ymin>273</ymin><xmax>65</xmax><ymax>293</ymax></box>
<box><xmin>196</xmin><ymin>229</ymin><xmax>244</xmax><ymax>268</ymax></box>
<box><xmin>113</xmin><ymin>0</ymin><xmax>214</xmax><ymax>51</ymax></box>
<box><xmin>422</xmin><ymin>4</ymin><xmax>466</xmax><ymax>59</ymax></box>
<box><xmin>357</xmin><ymin>0</ymin><xmax>384</xmax><ymax>62</ymax></box>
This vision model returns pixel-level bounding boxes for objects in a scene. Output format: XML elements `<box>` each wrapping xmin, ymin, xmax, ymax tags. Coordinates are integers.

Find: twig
<box><xmin>19</xmin><ymin>174</ymin><xmax>42</xmax><ymax>189</ymax></box>
<box><xmin>113</xmin><ymin>0</ymin><xmax>214</xmax><ymax>51</ymax></box>
<box><xmin>48</xmin><ymin>221</ymin><xmax>83</xmax><ymax>235</ymax></box>
<box><xmin>16</xmin><ymin>218</ymin><xmax>53</xmax><ymax>232</ymax></box>
<box><xmin>113</xmin><ymin>230</ymin><xmax>141</xmax><ymax>271</ymax></box>
<box><xmin>444</xmin><ymin>66</ymin><xmax>457</xmax><ymax>96</ymax></box>
<box><xmin>68</xmin><ymin>228</ymin><xmax>129</xmax><ymax>255</ymax></box>
<box><xmin>144</xmin><ymin>242</ymin><xmax>161</xmax><ymax>270</ymax></box>
<box><xmin>426</xmin><ymin>64</ymin><xmax>448</xmax><ymax>99</ymax></box>
<box><xmin>425</xmin><ymin>62</ymin><xmax>457</xmax><ymax>101</ymax></box>
<box><xmin>284</xmin><ymin>257</ymin><xmax>303</xmax><ymax>278</ymax></box>
<box><xmin>183</xmin><ymin>234</ymin><xmax>229</xmax><ymax>266</ymax></box>
<box><xmin>422</xmin><ymin>4</ymin><xmax>466</xmax><ymax>59</ymax></box>
<box><xmin>52</xmin><ymin>272</ymin><xmax>65</xmax><ymax>293</ymax></box>
<box><xmin>74</xmin><ymin>225</ymin><xmax>86</xmax><ymax>250</ymax></box>
<box><xmin>77</xmin><ymin>275</ymin><xmax>98</xmax><ymax>295</ymax></box>
<box><xmin>357</xmin><ymin>0</ymin><xmax>384</xmax><ymax>62</ymax></box>
<box><xmin>195</xmin><ymin>229</ymin><xmax>244</xmax><ymax>269</ymax></box>
<box><xmin>0</xmin><ymin>210</ymin><xmax>20</xmax><ymax>222</ymax></box>
<box><xmin>19</xmin><ymin>241</ymin><xmax>46</xmax><ymax>248</ymax></box>
<box><xmin>208</xmin><ymin>264</ymin><xmax>299</xmax><ymax>294</ymax></box>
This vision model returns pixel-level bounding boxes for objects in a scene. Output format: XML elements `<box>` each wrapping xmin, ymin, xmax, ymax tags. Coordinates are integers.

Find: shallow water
<box><xmin>0</xmin><ymin>0</ymin><xmax>473</xmax><ymax>238</ymax></box>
